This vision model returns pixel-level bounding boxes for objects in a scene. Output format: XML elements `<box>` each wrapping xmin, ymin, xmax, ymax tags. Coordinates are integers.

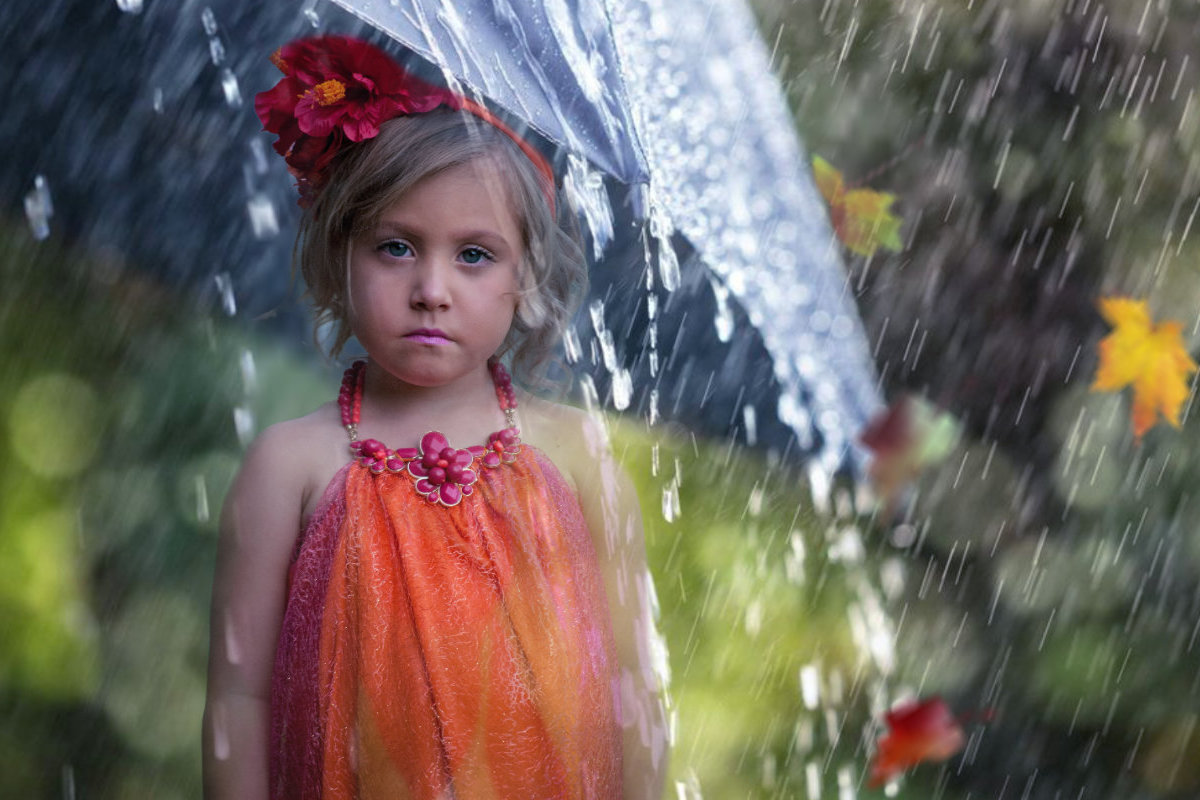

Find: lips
<box><xmin>404</xmin><ymin>328</ymin><xmax>452</xmax><ymax>345</ymax></box>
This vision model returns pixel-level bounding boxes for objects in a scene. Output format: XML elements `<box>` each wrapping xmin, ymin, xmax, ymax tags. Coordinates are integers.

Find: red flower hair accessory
<box><xmin>255</xmin><ymin>35</ymin><xmax>555</xmax><ymax>209</ymax></box>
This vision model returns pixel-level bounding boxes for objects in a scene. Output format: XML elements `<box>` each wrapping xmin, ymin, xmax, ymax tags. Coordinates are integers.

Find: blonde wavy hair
<box><xmin>296</xmin><ymin>109</ymin><xmax>586</xmax><ymax>387</ymax></box>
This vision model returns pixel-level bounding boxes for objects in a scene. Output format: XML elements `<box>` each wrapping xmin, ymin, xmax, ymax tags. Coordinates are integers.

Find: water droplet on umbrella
<box><xmin>656</xmin><ymin>232</ymin><xmax>680</xmax><ymax>291</ymax></box>
<box><xmin>711</xmin><ymin>276</ymin><xmax>733</xmax><ymax>342</ymax></box>
<box><xmin>564</xmin><ymin>155</ymin><xmax>613</xmax><ymax>258</ymax></box>
<box><xmin>23</xmin><ymin>175</ymin><xmax>52</xmax><ymax>241</ymax></box>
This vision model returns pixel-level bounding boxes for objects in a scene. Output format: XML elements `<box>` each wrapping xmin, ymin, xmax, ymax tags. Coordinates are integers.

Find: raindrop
<box><xmin>194</xmin><ymin>474</ymin><xmax>210</xmax><ymax>524</ymax></box>
<box><xmin>246</xmin><ymin>193</ymin><xmax>279</xmax><ymax>239</ymax></box>
<box><xmin>239</xmin><ymin>349</ymin><xmax>258</xmax><ymax>395</ymax></box>
<box><xmin>152</xmin><ymin>87</ymin><xmax>164</xmax><ymax>114</ymax></box>
<box><xmin>200</xmin><ymin>7</ymin><xmax>219</xmax><ymax>36</ymax></box>
<box><xmin>744</xmin><ymin>598</ymin><xmax>763</xmax><ymax>635</ymax></box>
<box><xmin>836</xmin><ymin>763</ymin><xmax>856</xmax><ymax>799</ymax></box>
<box><xmin>611</xmin><ymin>367</ymin><xmax>632</xmax><ymax>410</ymax></box>
<box><xmin>209</xmin><ymin>38</ymin><xmax>227</xmax><ymax>66</ymax></box>
<box><xmin>114</xmin><ymin>0</ymin><xmax>143</xmax><ymax>14</ymax></box>
<box><xmin>799</xmin><ymin>664</ymin><xmax>820</xmax><ymax>709</ymax></box>
<box><xmin>61</xmin><ymin>764</ymin><xmax>75</xmax><ymax>800</ymax></box>
<box><xmin>579</xmin><ymin>374</ymin><xmax>599</xmax><ymax>414</ymax></box>
<box><xmin>23</xmin><ymin>174</ymin><xmax>52</xmax><ymax>240</ymax></box>
<box><xmin>220</xmin><ymin>68</ymin><xmax>242</xmax><ymax>107</ymax></box>
<box><xmin>214</xmin><ymin>272</ymin><xmax>237</xmax><ymax>316</ymax></box>
<box><xmin>249</xmin><ymin>138</ymin><xmax>269</xmax><ymax>175</ymax></box>
<box><xmin>661</xmin><ymin>480</ymin><xmax>680</xmax><ymax>522</ymax></box>
<box><xmin>742</xmin><ymin>404</ymin><xmax>757</xmax><ymax>445</ymax></box>
<box><xmin>648</xmin><ymin>388</ymin><xmax>660</xmax><ymax>425</ymax></box>
<box><xmin>588</xmin><ymin>300</ymin><xmax>619</xmax><ymax>371</ymax></box>
<box><xmin>233</xmin><ymin>406</ymin><xmax>255</xmax><ymax>446</ymax></box>
<box><xmin>805</xmin><ymin>762</ymin><xmax>821</xmax><ymax>798</ymax></box>
<box><xmin>301</xmin><ymin>0</ymin><xmax>321</xmax><ymax>27</ymax></box>
<box><xmin>563</xmin><ymin>327</ymin><xmax>581</xmax><ymax>364</ymax></box>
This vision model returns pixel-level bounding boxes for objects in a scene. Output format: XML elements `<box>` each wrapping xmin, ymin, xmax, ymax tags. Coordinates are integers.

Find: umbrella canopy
<box><xmin>330</xmin><ymin>0</ymin><xmax>882</xmax><ymax>477</ymax></box>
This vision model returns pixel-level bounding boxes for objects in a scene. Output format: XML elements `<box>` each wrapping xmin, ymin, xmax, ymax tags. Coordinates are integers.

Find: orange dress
<box><xmin>269</xmin><ymin>427</ymin><xmax>623</xmax><ymax>799</ymax></box>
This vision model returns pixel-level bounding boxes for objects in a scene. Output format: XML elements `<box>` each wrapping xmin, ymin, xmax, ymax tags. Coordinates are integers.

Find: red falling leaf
<box><xmin>868</xmin><ymin>696</ymin><xmax>966</xmax><ymax>788</ymax></box>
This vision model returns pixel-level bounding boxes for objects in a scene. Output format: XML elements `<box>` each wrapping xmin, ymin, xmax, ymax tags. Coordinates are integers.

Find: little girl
<box><xmin>203</xmin><ymin>35</ymin><xmax>667</xmax><ymax>800</ymax></box>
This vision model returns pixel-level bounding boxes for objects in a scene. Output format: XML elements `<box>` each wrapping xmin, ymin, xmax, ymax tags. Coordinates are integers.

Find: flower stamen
<box><xmin>312</xmin><ymin>79</ymin><xmax>347</xmax><ymax>106</ymax></box>
<box><xmin>270</xmin><ymin>48</ymin><xmax>289</xmax><ymax>74</ymax></box>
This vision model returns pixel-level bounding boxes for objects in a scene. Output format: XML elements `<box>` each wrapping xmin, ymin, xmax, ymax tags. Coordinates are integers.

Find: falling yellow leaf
<box><xmin>813</xmin><ymin>155</ymin><xmax>903</xmax><ymax>257</ymax></box>
<box><xmin>1091</xmin><ymin>296</ymin><xmax>1197</xmax><ymax>440</ymax></box>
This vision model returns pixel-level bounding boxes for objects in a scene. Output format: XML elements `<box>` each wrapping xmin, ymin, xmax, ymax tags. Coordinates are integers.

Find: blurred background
<box><xmin>4</xmin><ymin>0</ymin><xmax>1200</xmax><ymax>797</ymax></box>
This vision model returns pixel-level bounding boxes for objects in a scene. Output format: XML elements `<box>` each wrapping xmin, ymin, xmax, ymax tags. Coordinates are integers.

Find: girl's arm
<box><xmin>571</xmin><ymin>413</ymin><xmax>670</xmax><ymax>800</ymax></box>
<box><xmin>202</xmin><ymin>423</ymin><xmax>308</xmax><ymax>800</ymax></box>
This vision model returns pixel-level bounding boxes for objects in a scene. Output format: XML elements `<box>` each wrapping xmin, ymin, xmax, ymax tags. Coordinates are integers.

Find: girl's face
<box><xmin>347</xmin><ymin>159</ymin><xmax>524</xmax><ymax>389</ymax></box>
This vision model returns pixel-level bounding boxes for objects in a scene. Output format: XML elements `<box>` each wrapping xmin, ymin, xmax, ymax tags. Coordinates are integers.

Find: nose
<box><xmin>409</xmin><ymin>259</ymin><xmax>451</xmax><ymax>311</ymax></box>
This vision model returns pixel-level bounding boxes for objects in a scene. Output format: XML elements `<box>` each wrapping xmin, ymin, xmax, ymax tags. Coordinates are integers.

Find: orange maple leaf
<box><xmin>813</xmin><ymin>155</ymin><xmax>903</xmax><ymax>257</ymax></box>
<box><xmin>1091</xmin><ymin>297</ymin><xmax>1197</xmax><ymax>441</ymax></box>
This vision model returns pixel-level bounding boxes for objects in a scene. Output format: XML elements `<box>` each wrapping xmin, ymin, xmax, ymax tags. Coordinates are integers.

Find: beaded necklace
<box><xmin>337</xmin><ymin>359</ymin><xmax>522</xmax><ymax>508</ymax></box>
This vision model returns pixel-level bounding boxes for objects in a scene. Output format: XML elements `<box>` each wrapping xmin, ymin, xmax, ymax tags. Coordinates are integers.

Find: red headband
<box><xmin>254</xmin><ymin>35</ymin><xmax>555</xmax><ymax>212</ymax></box>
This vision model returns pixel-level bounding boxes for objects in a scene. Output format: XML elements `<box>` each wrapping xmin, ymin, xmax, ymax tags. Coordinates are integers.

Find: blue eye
<box><xmin>381</xmin><ymin>241</ymin><xmax>411</xmax><ymax>258</ymax></box>
<box><xmin>461</xmin><ymin>247</ymin><xmax>493</xmax><ymax>265</ymax></box>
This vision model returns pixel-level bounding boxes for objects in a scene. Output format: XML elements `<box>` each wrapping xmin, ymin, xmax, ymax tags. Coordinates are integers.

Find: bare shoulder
<box><xmin>517</xmin><ymin>394</ymin><xmax>608</xmax><ymax>482</ymax></box>
<box><xmin>228</xmin><ymin>403</ymin><xmax>349</xmax><ymax>531</ymax></box>
<box><xmin>517</xmin><ymin>393</ymin><xmax>640</xmax><ymax>524</ymax></box>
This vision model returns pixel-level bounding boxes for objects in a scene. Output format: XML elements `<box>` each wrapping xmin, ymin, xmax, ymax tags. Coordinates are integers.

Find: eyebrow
<box><xmin>371</xmin><ymin>221</ymin><xmax>514</xmax><ymax>249</ymax></box>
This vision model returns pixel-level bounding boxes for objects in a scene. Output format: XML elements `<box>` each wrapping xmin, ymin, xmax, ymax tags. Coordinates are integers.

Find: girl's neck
<box><xmin>355</xmin><ymin>360</ymin><xmax>509</xmax><ymax>445</ymax></box>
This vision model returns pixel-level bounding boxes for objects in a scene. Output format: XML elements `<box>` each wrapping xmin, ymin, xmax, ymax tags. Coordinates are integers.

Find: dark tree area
<box><xmin>753</xmin><ymin>0</ymin><xmax>1200</xmax><ymax>796</ymax></box>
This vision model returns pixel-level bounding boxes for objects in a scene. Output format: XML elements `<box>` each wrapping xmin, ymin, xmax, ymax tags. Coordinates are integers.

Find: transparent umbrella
<box><xmin>328</xmin><ymin>0</ymin><xmax>883</xmax><ymax>482</ymax></box>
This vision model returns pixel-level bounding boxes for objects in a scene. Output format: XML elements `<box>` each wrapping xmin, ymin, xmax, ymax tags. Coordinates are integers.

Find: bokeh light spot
<box><xmin>8</xmin><ymin>373</ymin><xmax>101</xmax><ymax>478</ymax></box>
